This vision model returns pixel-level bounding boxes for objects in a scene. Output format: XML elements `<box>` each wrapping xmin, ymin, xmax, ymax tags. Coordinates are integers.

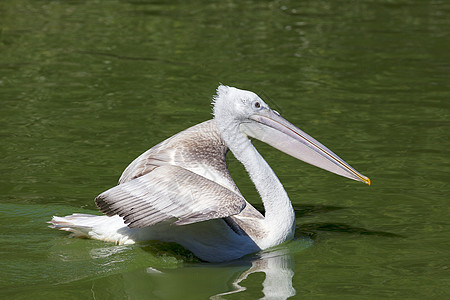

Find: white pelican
<box><xmin>50</xmin><ymin>85</ymin><xmax>370</xmax><ymax>262</ymax></box>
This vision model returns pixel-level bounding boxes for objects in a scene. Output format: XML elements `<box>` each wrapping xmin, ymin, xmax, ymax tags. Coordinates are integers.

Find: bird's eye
<box><xmin>253</xmin><ymin>101</ymin><xmax>261</xmax><ymax>110</ymax></box>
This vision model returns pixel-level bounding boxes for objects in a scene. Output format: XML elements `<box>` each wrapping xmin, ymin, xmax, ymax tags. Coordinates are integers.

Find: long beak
<box><xmin>240</xmin><ymin>109</ymin><xmax>371</xmax><ymax>185</ymax></box>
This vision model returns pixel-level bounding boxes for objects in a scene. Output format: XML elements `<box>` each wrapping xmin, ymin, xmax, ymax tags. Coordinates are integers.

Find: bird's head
<box><xmin>212</xmin><ymin>84</ymin><xmax>370</xmax><ymax>185</ymax></box>
<box><xmin>212</xmin><ymin>84</ymin><xmax>269</xmax><ymax>123</ymax></box>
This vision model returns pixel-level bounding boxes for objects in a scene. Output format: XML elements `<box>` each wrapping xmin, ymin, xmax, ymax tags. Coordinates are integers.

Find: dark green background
<box><xmin>1</xmin><ymin>0</ymin><xmax>449</xmax><ymax>298</ymax></box>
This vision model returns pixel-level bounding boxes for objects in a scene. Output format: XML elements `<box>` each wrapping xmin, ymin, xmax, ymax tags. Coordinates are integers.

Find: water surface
<box><xmin>1</xmin><ymin>0</ymin><xmax>449</xmax><ymax>298</ymax></box>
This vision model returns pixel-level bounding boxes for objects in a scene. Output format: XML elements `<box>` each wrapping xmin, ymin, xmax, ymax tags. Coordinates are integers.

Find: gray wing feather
<box><xmin>95</xmin><ymin>165</ymin><xmax>246</xmax><ymax>228</ymax></box>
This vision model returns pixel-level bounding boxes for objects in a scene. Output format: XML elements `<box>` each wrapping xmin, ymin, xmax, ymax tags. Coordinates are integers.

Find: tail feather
<box><xmin>49</xmin><ymin>214</ymin><xmax>101</xmax><ymax>236</ymax></box>
<box><xmin>48</xmin><ymin>213</ymin><xmax>135</xmax><ymax>244</ymax></box>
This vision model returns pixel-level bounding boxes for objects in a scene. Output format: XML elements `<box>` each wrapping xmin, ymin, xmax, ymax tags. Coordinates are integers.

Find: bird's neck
<box><xmin>222</xmin><ymin>123</ymin><xmax>295</xmax><ymax>247</ymax></box>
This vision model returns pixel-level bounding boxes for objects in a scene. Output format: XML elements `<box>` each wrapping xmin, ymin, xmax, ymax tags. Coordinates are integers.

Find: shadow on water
<box><xmin>254</xmin><ymin>203</ymin><xmax>402</xmax><ymax>239</ymax></box>
<box><xmin>139</xmin><ymin>240</ymin><xmax>201</xmax><ymax>263</ymax></box>
<box><xmin>293</xmin><ymin>204</ymin><xmax>403</xmax><ymax>239</ymax></box>
<box><xmin>296</xmin><ymin>222</ymin><xmax>403</xmax><ymax>239</ymax></box>
<box><xmin>252</xmin><ymin>203</ymin><xmax>344</xmax><ymax>218</ymax></box>
<box><xmin>292</xmin><ymin>204</ymin><xmax>345</xmax><ymax>218</ymax></box>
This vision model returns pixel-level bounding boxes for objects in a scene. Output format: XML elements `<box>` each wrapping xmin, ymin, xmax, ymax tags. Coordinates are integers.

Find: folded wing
<box><xmin>95</xmin><ymin>165</ymin><xmax>246</xmax><ymax>228</ymax></box>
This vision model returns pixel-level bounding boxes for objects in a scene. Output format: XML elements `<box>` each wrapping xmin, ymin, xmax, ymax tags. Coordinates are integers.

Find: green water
<box><xmin>1</xmin><ymin>0</ymin><xmax>449</xmax><ymax>298</ymax></box>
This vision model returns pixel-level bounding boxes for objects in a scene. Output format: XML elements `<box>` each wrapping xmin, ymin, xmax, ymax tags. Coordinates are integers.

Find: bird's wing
<box><xmin>95</xmin><ymin>164</ymin><xmax>246</xmax><ymax>228</ymax></box>
<box><xmin>118</xmin><ymin>120</ymin><xmax>229</xmax><ymax>185</ymax></box>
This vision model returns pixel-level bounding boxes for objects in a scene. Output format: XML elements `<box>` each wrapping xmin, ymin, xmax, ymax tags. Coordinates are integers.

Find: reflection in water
<box><xmin>211</xmin><ymin>245</ymin><xmax>298</xmax><ymax>300</ymax></box>
<box><xmin>84</xmin><ymin>238</ymin><xmax>312</xmax><ymax>299</ymax></box>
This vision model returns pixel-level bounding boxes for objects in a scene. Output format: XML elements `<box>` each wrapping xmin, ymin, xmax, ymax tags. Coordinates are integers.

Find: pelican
<box><xmin>50</xmin><ymin>85</ymin><xmax>370</xmax><ymax>262</ymax></box>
